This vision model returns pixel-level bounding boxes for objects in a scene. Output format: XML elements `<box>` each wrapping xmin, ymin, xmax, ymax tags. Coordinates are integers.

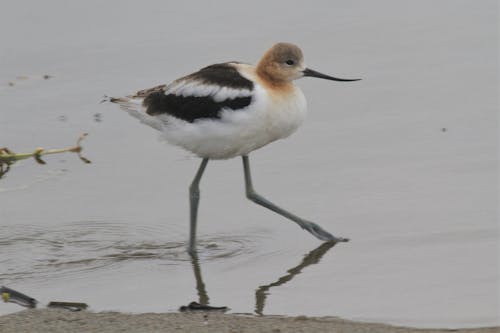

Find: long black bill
<box><xmin>303</xmin><ymin>68</ymin><xmax>361</xmax><ymax>82</ymax></box>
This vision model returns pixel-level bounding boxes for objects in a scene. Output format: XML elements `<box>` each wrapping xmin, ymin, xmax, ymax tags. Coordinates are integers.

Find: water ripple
<box><xmin>0</xmin><ymin>221</ymin><xmax>261</xmax><ymax>284</ymax></box>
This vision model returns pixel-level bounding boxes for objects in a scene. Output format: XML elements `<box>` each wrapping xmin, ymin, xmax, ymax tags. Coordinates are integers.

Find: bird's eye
<box><xmin>285</xmin><ymin>59</ymin><xmax>295</xmax><ymax>66</ymax></box>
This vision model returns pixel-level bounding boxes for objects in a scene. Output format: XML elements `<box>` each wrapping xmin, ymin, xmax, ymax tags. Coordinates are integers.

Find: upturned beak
<box><xmin>302</xmin><ymin>68</ymin><xmax>361</xmax><ymax>82</ymax></box>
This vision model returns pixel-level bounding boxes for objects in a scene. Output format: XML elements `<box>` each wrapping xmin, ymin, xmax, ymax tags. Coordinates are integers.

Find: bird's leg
<box><xmin>241</xmin><ymin>155</ymin><xmax>348</xmax><ymax>242</ymax></box>
<box><xmin>189</xmin><ymin>158</ymin><xmax>209</xmax><ymax>255</ymax></box>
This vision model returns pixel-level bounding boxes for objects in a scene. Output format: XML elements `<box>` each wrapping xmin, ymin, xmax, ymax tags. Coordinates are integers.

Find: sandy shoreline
<box><xmin>0</xmin><ymin>309</ymin><xmax>497</xmax><ymax>333</ymax></box>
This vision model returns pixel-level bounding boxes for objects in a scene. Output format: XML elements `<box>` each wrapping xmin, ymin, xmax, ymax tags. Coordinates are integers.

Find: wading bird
<box><xmin>109</xmin><ymin>42</ymin><xmax>360</xmax><ymax>254</ymax></box>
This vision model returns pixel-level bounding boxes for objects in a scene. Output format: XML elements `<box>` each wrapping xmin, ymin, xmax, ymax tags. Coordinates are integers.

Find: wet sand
<box><xmin>0</xmin><ymin>310</ymin><xmax>498</xmax><ymax>333</ymax></box>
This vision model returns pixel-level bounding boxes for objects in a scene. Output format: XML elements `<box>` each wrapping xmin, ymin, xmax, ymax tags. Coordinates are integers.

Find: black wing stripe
<box><xmin>144</xmin><ymin>92</ymin><xmax>252</xmax><ymax>123</ymax></box>
<box><xmin>143</xmin><ymin>63</ymin><xmax>254</xmax><ymax>123</ymax></box>
<box><xmin>185</xmin><ymin>63</ymin><xmax>254</xmax><ymax>90</ymax></box>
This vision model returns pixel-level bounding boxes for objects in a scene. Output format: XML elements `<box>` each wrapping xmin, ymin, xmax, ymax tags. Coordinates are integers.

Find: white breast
<box><xmin>262</xmin><ymin>85</ymin><xmax>307</xmax><ymax>143</ymax></box>
<box><xmin>159</xmin><ymin>83</ymin><xmax>307</xmax><ymax>159</ymax></box>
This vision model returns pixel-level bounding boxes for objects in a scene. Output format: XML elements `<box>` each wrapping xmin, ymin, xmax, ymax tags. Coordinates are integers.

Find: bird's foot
<box><xmin>300</xmin><ymin>220</ymin><xmax>349</xmax><ymax>243</ymax></box>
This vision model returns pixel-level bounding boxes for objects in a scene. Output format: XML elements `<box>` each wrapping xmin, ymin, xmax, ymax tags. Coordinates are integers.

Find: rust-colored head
<box><xmin>256</xmin><ymin>42</ymin><xmax>361</xmax><ymax>86</ymax></box>
<box><xmin>256</xmin><ymin>43</ymin><xmax>306</xmax><ymax>85</ymax></box>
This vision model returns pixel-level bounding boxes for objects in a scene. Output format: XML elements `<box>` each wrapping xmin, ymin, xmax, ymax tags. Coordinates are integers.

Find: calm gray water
<box><xmin>0</xmin><ymin>0</ymin><xmax>498</xmax><ymax>328</ymax></box>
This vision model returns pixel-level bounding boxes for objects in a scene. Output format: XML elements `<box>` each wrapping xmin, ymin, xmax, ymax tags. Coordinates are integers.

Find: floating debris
<box><xmin>1</xmin><ymin>286</ymin><xmax>38</xmax><ymax>308</ymax></box>
<box><xmin>0</xmin><ymin>133</ymin><xmax>90</xmax><ymax>179</ymax></box>
<box><xmin>6</xmin><ymin>74</ymin><xmax>54</xmax><ymax>88</ymax></box>
<box><xmin>179</xmin><ymin>301</ymin><xmax>229</xmax><ymax>312</ymax></box>
<box><xmin>1</xmin><ymin>286</ymin><xmax>89</xmax><ymax>311</ymax></box>
<box><xmin>48</xmin><ymin>301</ymin><xmax>88</xmax><ymax>312</ymax></box>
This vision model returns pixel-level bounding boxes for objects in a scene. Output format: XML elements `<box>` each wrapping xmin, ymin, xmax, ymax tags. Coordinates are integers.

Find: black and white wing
<box><xmin>141</xmin><ymin>63</ymin><xmax>254</xmax><ymax>123</ymax></box>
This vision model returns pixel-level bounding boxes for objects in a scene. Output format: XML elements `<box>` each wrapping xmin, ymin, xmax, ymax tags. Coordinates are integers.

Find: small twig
<box><xmin>0</xmin><ymin>133</ymin><xmax>90</xmax><ymax>179</ymax></box>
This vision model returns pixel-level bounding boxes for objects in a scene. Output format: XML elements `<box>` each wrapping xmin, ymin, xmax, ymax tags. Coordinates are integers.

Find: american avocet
<box><xmin>110</xmin><ymin>42</ymin><xmax>360</xmax><ymax>254</ymax></box>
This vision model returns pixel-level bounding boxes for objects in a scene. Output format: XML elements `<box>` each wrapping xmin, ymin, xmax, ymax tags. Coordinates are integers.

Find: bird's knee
<box><xmin>246</xmin><ymin>189</ymin><xmax>259</xmax><ymax>202</ymax></box>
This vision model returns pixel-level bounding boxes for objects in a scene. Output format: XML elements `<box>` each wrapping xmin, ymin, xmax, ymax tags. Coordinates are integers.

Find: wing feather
<box><xmin>144</xmin><ymin>63</ymin><xmax>254</xmax><ymax>122</ymax></box>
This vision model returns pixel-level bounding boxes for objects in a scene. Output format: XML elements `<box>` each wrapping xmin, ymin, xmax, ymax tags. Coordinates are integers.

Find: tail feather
<box><xmin>107</xmin><ymin>95</ymin><xmax>163</xmax><ymax>131</ymax></box>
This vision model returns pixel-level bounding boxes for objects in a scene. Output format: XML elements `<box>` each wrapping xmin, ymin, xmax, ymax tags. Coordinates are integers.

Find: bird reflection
<box><xmin>254</xmin><ymin>241</ymin><xmax>336</xmax><ymax>315</ymax></box>
<box><xmin>188</xmin><ymin>241</ymin><xmax>337</xmax><ymax>313</ymax></box>
<box><xmin>189</xmin><ymin>253</ymin><xmax>209</xmax><ymax>305</ymax></box>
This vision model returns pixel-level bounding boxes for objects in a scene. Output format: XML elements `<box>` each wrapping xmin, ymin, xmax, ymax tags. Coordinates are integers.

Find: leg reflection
<box><xmin>190</xmin><ymin>253</ymin><xmax>209</xmax><ymax>305</ymax></box>
<box><xmin>255</xmin><ymin>241</ymin><xmax>337</xmax><ymax>315</ymax></box>
<box><xmin>184</xmin><ymin>253</ymin><xmax>229</xmax><ymax>312</ymax></box>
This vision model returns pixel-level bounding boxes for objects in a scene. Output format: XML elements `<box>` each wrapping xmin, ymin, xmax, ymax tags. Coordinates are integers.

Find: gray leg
<box><xmin>242</xmin><ymin>155</ymin><xmax>348</xmax><ymax>242</ymax></box>
<box><xmin>189</xmin><ymin>158</ymin><xmax>209</xmax><ymax>255</ymax></box>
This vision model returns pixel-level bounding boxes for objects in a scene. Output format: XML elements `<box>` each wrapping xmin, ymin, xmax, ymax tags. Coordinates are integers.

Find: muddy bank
<box><xmin>0</xmin><ymin>309</ymin><xmax>497</xmax><ymax>333</ymax></box>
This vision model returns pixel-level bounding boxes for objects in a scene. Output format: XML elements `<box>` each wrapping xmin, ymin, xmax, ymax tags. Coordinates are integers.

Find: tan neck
<box><xmin>256</xmin><ymin>62</ymin><xmax>290</xmax><ymax>89</ymax></box>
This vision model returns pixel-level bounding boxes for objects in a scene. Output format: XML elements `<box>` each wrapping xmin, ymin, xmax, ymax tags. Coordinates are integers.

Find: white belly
<box><xmin>160</xmin><ymin>84</ymin><xmax>307</xmax><ymax>159</ymax></box>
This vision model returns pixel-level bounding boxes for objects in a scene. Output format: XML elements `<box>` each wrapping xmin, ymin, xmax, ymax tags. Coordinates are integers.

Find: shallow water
<box><xmin>0</xmin><ymin>0</ymin><xmax>498</xmax><ymax>328</ymax></box>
